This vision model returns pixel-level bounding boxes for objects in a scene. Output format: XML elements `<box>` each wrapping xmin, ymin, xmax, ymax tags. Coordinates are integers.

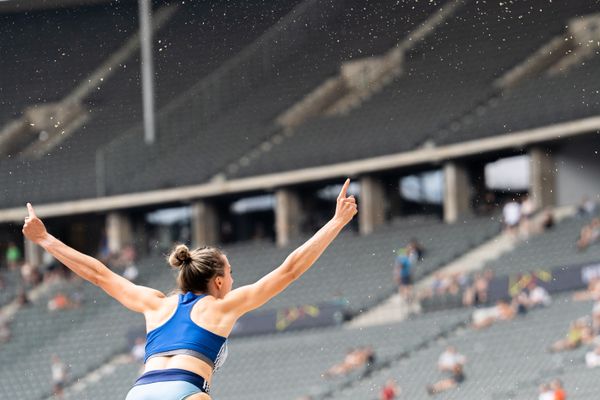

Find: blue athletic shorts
<box><xmin>125</xmin><ymin>368</ymin><xmax>209</xmax><ymax>400</ymax></box>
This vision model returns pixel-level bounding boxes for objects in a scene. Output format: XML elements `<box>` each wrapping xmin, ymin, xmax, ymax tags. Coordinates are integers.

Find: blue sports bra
<box><xmin>144</xmin><ymin>292</ymin><xmax>228</xmax><ymax>371</ymax></box>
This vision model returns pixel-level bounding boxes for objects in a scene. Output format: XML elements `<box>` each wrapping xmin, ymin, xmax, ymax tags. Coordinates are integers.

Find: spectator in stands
<box><xmin>585</xmin><ymin>345</ymin><xmax>600</xmax><ymax>368</ymax></box>
<box><xmin>538</xmin><ymin>383</ymin><xmax>554</xmax><ymax>400</ymax></box>
<box><xmin>407</xmin><ymin>238</ymin><xmax>425</xmax><ymax>262</ymax></box>
<box><xmin>519</xmin><ymin>195</ymin><xmax>536</xmax><ymax>237</ymax></box>
<box><xmin>437</xmin><ymin>346</ymin><xmax>466</xmax><ymax>372</ymax></box>
<box><xmin>550</xmin><ymin>379</ymin><xmax>566</xmax><ymax>400</ymax></box>
<box><xmin>130</xmin><ymin>337</ymin><xmax>146</xmax><ymax>363</ymax></box>
<box><xmin>502</xmin><ymin>198</ymin><xmax>521</xmax><ymax>235</ymax></box>
<box><xmin>462</xmin><ymin>271</ymin><xmax>492</xmax><ymax>307</ymax></box>
<box><xmin>538</xmin><ymin>207</ymin><xmax>555</xmax><ymax>232</ymax></box>
<box><xmin>426</xmin><ymin>363</ymin><xmax>465</xmax><ymax>396</ymax></box>
<box><xmin>512</xmin><ymin>290</ymin><xmax>530</xmax><ymax>315</ymax></box>
<box><xmin>5</xmin><ymin>241</ymin><xmax>21</xmax><ymax>270</ymax></box>
<box><xmin>394</xmin><ymin>248</ymin><xmax>415</xmax><ymax>302</ymax></box>
<box><xmin>577</xmin><ymin>195</ymin><xmax>597</xmax><ymax>218</ymax></box>
<box><xmin>472</xmin><ymin>299</ymin><xmax>515</xmax><ymax>329</ymax></box>
<box><xmin>528</xmin><ymin>282</ymin><xmax>552</xmax><ymax>308</ymax></box>
<box><xmin>51</xmin><ymin>354</ymin><xmax>68</xmax><ymax>398</ymax></box>
<box><xmin>573</xmin><ymin>278</ymin><xmax>600</xmax><ymax>302</ymax></box>
<box><xmin>20</xmin><ymin>261</ymin><xmax>38</xmax><ymax>286</ymax></box>
<box><xmin>123</xmin><ymin>262</ymin><xmax>140</xmax><ymax>282</ymax></box>
<box><xmin>16</xmin><ymin>289</ymin><xmax>30</xmax><ymax>307</ymax></box>
<box><xmin>324</xmin><ymin>346</ymin><xmax>375</xmax><ymax>378</ymax></box>
<box><xmin>47</xmin><ymin>292</ymin><xmax>80</xmax><ymax>312</ymax></box>
<box><xmin>577</xmin><ymin>218</ymin><xmax>600</xmax><ymax>250</ymax></box>
<box><xmin>549</xmin><ymin>318</ymin><xmax>594</xmax><ymax>352</ymax></box>
<box><xmin>380</xmin><ymin>379</ymin><xmax>400</xmax><ymax>400</ymax></box>
<box><xmin>592</xmin><ymin>297</ymin><xmax>600</xmax><ymax>335</ymax></box>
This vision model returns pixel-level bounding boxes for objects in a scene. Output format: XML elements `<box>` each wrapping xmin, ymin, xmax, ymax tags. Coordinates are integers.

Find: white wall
<box><xmin>556</xmin><ymin>134</ymin><xmax>600</xmax><ymax>207</ymax></box>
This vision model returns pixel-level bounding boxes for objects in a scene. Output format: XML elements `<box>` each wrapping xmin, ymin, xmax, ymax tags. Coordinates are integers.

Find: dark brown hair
<box><xmin>168</xmin><ymin>244</ymin><xmax>226</xmax><ymax>293</ymax></box>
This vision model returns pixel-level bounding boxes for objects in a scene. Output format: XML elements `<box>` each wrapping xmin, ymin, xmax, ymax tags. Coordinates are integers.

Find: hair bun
<box><xmin>169</xmin><ymin>244</ymin><xmax>191</xmax><ymax>269</ymax></box>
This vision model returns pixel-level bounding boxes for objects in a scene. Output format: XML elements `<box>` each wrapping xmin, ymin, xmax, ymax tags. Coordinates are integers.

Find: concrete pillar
<box><xmin>191</xmin><ymin>201</ymin><xmax>219</xmax><ymax>247</ymax></box>
<box><xmin>530</xmin><ymin>147</ymin><xmax>556</xmax><ymax>209</ymax></box>
<box><xmin>106</xmin><ymin>212</ymin><xmax>133</xmax><ymax>254</ymax></box>
<box><xmin>359</xmin><ymin>176</ymin><xmax>386</xmax><ymax>235</ymax></box>
<box><xmin>24</xmin><ymin>237</ymin><xmax>44</xmax><ymax>268</ymax></box>
<box><xmin>444</xmin><ymin>162</ymin><xmax>471</xmax><ymax>223</ymax></box>
<box><xmin>275</xmin><ymin>189</ymin><xmax>303</xmax><ymax>247</ymax></box>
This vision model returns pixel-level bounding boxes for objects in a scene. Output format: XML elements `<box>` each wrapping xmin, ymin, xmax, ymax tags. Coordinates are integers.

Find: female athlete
<box><xmin>22</xmin><ymin>179</ymin><xmax>358</xmax><ymax>400</ymax></box>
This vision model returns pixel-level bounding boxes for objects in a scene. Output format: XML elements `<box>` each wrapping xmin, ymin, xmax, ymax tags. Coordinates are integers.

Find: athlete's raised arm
<box><xmin>22</xmin><ymin>203</ymin><xmax>165</xmax><ymax>313</ymax></box>
<box><xmin>217</xmin><ymin>178</ymin><xmax>358</xmax><ymax>318</ymax></box>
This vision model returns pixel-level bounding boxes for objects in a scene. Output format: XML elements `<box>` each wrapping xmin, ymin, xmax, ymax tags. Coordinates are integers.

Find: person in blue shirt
<box><xmin>394</xmin><ymin>248</ymin><xmax>414</xmax><ymax>302</ymax></box>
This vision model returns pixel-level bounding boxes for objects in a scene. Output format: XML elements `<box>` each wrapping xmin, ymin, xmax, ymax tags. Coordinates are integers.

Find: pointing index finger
<box><xmin>338</xmin><ymin>178</ymin><xmax>350</xmax><ymax>200</ymax></box>
<box><xmin>27</xmin><ymin>203</ymin><xmax>37</xmax><ymax>218</ymax></box>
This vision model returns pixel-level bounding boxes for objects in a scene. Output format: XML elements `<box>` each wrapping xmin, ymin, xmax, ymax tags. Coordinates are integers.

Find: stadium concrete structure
<box><xmin>1</xmin><ymin>0</ymin><xmax>599</xmax><ymax>399</ymax></box>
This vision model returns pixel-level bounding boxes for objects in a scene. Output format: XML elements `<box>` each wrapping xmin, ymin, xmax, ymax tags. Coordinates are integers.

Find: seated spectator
<box><xmin>406</xmin><ymin>238</ymin><xmax>425</xmax><ymax>262</ymax></box>
<box><xmin>463</xmin><ymin>271</ymin><xmax>492</xmax><ymax>307</ymax></box>
<box><xmin>324</xmin><ymin>346</ymin><xmax>375</xmax><ymax>378</ymax></box>
<box><xmin>122</xmin><ymin>263</ymin><xmax>139</xmax><ymax>282</ymax></box>
<box><xmin>577</xmin><ymin>218</ymin><xmax>600</xmax><ymax>250</ymax></box>
<box><xmin>380</xmin><ymin>379</ymin><xmax>400</xmax><ymax>400</ymax></box>
<box><xmin>573</xmin><ymin>278</ymin><xmax>600</xmax><ymax>302</ymax></box>
<box><xmin>519</xmin><ymin>195</ymin><xmax>536</xmax><ymax>237</ymax></box>
<box><xmin>550</xmin><ymin>379</ymin><xmax>566</xmax><ymax>400</ymax></box>
<box><xmin>5</xmin><ymin>241</ymin><xmax>22</xmax><ymax>270</ymax></box>
<box><xmin>47</xmin><ymin>292</ymin><xmax>80</xmax><ymax>312</ymax></box>
<box><xmin>538</xmin><ymin>383</ymin><xmax>554</xmax><ymax>400</ymax></box>
<box><xmin>512</xmin><ymin>291</ymin><xmax>530</xmax><ymax>315</ymax></box>
<box><xmin>437</xmin><ymin>346</ymin><xmax>466</xmax><ymax>372</ymax></box>
<box><xmin>550</xmin><ymin>319</ymin><xmax>594</xmax><ymax>352</ymax></box>
<box><xmin>585</xmin><ymin>346</ymin><xmax>600</xmax><ymax>368</ymax></box>
<box><xmin>472</xmin><ymin>299</ymin><xmax>515</xmax><ymax>329</ymax></box>
<box><xmin>16</xmin><ymin>289</ymin><xmax>30</xmax><ymax>307</ymax></box>
<box><xmin>51</xmin><ymin>354</ymin><xmax>68</xmax><ymax>399</ymax></box>
<box><xmin>592</xmin><ymin>298</ymin><xmax>600</xmax><ymax>334</ymax></box>
<box><xmin>130</xmin><ymin>337</ymin><xmax>146</xmax><ymax>363</ymax></box>
<box><xmin>577</xmin><ymin>195</ymin><xmax>597</xmax><ymax>217</ymax></box>
<box><xmin>538</xmin><ymin>207</ymin><xmax>555</xmax><ymax>231</ymax></box>
<box><xmin>426</xmin><ymin>364</ymin><xmax>465</xmax><ymax>395</ymax></box>
<box><xmin>502</xmin><ymin>198</ymin><xmax>521</xmax><ymax>236</ymax></box>
<box><xmin>528</xmin><ymin>282</ymin><xmax>551</xmax><ymax>308</ymax></box>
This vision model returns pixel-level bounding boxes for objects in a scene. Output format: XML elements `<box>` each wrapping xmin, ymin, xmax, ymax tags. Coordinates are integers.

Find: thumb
<box><xmin>27</xmin><ymin>203</ymin><xmax>37</xmax><ymax>219</ymax></box>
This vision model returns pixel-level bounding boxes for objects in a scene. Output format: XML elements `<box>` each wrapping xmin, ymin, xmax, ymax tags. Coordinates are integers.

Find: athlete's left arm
<box><xmin>22</xmin><ymin>203</ymin><xmax>165</xmax><ymax>313</ymax></box>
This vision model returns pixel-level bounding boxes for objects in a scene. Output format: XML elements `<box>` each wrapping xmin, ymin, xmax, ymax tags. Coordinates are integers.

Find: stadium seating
<box><xmin>331</xmin><ymin>295</ymin><xmax>594</xmax><ymax>400</ymax></box>
<box><xmin>0</xmin><ymin>215</ymin><xmax>497</xmax><ymax>399</ymax></box>
<box><xmin>229</xmin><ymin>0</ymin><xmax>600</xmax><ymax>178</ymax></box>
<box><xmin>60</xmin><ymin>309</ymin><xmax>470</xmax><ymax>400</ymax></box>
<box><xmin>0</xmin><ymin>0</ymin><xmax>301</xmax><ymax>207</ymax></box>
<box><xmin>485</xmin><ymin>213</ymin><xmax>600</xmax><ymax>277</ymax></box>
<box><xmin>0</xmin><ymin>2</ymin><xmax>138</xmax><ymax>126</ymax></box>
<box><xmin>436</xmin><ymin>54</ymin><xmax>600</xmax><ymax>146</ymax></box>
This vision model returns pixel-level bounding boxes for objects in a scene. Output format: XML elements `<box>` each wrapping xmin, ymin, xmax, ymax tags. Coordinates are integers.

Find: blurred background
<box><xmin>0</xmin><ymin>0</ymin><xmax>599</xmax><ymax>399</ymax></box>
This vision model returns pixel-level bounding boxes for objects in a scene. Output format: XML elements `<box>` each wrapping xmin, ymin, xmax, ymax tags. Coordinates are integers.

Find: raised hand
<box><xmin>22</xmin><ymin>203</ymin><xmax>49</xmax><ymax>244</ymax></box>
<box><xmin>334</xmin><ymin>178</ymin><xmax>358</xmax><ymax>225</ymax></box>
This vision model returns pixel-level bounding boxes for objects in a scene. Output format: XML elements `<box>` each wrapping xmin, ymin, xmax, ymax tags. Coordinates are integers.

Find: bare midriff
<box><xmin>144</xmin><ymin>354</ymin><xmax>214</xmax><ymax>385</ymax></box>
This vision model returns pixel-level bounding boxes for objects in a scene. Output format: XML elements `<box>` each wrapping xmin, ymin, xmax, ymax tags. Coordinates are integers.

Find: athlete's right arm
<box><xmin>22</xmin><ymin>203</ymin><xmax>164</xmax><ymax>313</ymax></box>
<box><xmin>216</xmin><ymin>179</ymin><xmax>358</xmax><ymax>318</ymax></box>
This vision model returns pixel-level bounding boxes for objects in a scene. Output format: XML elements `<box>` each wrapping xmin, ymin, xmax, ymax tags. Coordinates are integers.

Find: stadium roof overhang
<box><xmin>0</xmin><ymin>116</ymin><xmax>599</xmax><ymax>223</ymax></box>
<box><xmin>0</xmin><ymin>0</ymin><xmax>135</xmax><ymax>13</ymax></box>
